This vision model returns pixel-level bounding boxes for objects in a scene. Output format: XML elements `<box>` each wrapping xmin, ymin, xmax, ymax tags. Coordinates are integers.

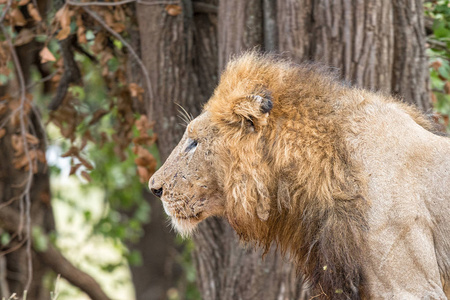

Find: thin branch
<box><xmin>0</xmin><ymin>206</ymin><xmax>111</xmax><ymax>300</ymax></box>
<box><xmin>0</xmin><ymin>0</ymin><xmax>13</xmax><ymax>24</ymax></box>
<box><xmin>82</xmin><ymin>6</ymin><xmax>155</xmax><ymax>119</ymax></box>
<box><xmin>66</xmin><ymin>0</ymin><xmax>178</xmax><ymax>7</ymax></box>
<box><xmin>0</xmin><ymin>23</ymin><xmax>34</xmax><ymax>293</ymax></box>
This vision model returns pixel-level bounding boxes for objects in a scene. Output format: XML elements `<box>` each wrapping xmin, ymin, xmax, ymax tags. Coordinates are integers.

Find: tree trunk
<box><xmin>132</xmin><ymin>1</ymin><xmax>218</xmax><ymax>299</ymax></box>
<box><xmin>136</xmin><ymin>0</ymin><xmax>430</xmax><ymax>299</ymax></box>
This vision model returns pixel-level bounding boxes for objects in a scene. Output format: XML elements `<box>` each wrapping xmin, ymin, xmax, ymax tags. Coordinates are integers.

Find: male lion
<box><xmin>149</xmin><ymin>53</ymin><xmax>450</xmax><ymax>299</ymax></box>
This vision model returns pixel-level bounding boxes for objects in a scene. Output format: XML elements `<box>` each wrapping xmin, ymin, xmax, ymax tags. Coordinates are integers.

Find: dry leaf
<box><xmin>77</xmin><ymin>26</ymin><xmax>87</xmax><ymax>44</ymax></box>
<box><xmin>56</xmin><ymin>5</ymin><xmax>71</xmax><ymax>28</ymax></box>
<box><xmin>431</xmin><ymin>92</ymin><xmax>437</xmax><ymax>104</ymax></box>
<box><xmin>69</xmin><ymin>163</ymin><xmax>82</xmax><ymax>175</ymax></box>
<box><xmin>431</xmin><ymin>60</ymin><xmax>442</xmax><ymax>71</ymax></box>
<box><xmin>14</xmin><ymin>29</ymin><xmax>35</xmax><ymax>46</ymax></box>
<box><xmin>56</xmin><ymin>26</ymin><xmax>71</xmax><ymax>40</ymax></box>
<box><xmin>88</xmin><ymin>109</ymin><xmax>108</xmax><ymax>126</ymax></box>
<box><xmin>26</xmin><ymin>133</ymin><xmax>39</xmax><ymax>145</ymax></box>
<box><xmin>114</xmin><ymin>6</ymin><xmax>125</xmax><ymax>22</ymax></box>
<box><xmin>18</xmin><ymin>0</ymin><xmax>30</xmax><ymax>5</ymax></box>
<box><xmin>0</xmin><ymin>128</ymin><xmax>6</xmax><ymax>139</ymax></box>
<box><xmin>0</xmin><ymin>103</ymin><xmax>7</xmax><ymax>115</ymax></box>
<box><xmin>11</xmin><ymin>9</ymin><xmax>27</xmax><ymax>26</ymax></box>
<box><xmin>129</xmin><ymin>83</ymin><xmax>144</xmax><ymax>97</ymax></box>
<box><xmin>61</xmin><ymin>146</ymin><xmax>79</xmax><ymax>157</ymax></box>
<box><xmin>137</xmin><ymin>166</ymin><xmax>150</xmax><ymax>183</ymax></box>
<box><xmin>77</xmin><ymin>155</ymin><xmax>94</xmax><ymax>170</ymax></box>
<box><xmin>165</xmin><ymin>4</ymin><xmax>182</xmax><ymax>16</ymax></box>
<box><xmin>111</xmin><ymin>23</ymin><xmax>126</xmax><ymax>33</ymax></box>
<box><xmin>27</xmin><ymin>3</ymin><xmax>42</xmax><ymax>22</ymax></box>
<box><xmin>444</xmin><ymin>81</ymin><xmax>450</xmax><ymax>95</ymax></box>
<box><xmin>39</xmin><ymin>47</ymin><xmax>56</xmax><ymax>64</ymax></box>
<box><xmin>81</xmin><ymin>171</ymin><xmax>91</xmax><ymax>182</ymax></box>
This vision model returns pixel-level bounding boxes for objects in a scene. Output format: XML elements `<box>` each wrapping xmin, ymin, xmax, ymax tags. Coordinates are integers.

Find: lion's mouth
<box><xmin>161</xmin><ymin>200</ymin><xmax>203</xmax><ymax>221</ymax></box>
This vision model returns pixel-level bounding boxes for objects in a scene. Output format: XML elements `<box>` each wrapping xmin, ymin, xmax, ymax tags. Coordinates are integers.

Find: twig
<box><xmin>0</xmin><ymin>23</ymin><xmax>34</xmax><ymax>293</ymax></box>
<box><xmin>0</xmin><ymin>0</ymin><xmax>13</xmax><ymax>24</ymax></box>
<box><xmin>66</xmin><ymin>0</ymin><xmax>178</xmax><ymax>7</ymax></box>
<box><xmin>82</xmin><ymin>7</ymin><xmax>154</xmax><ymax>119</ymax></box>
<box><xmin>0</xmin><ymin>256</ymin><xmax>10</xmax><ymax>297</ymax></box>
<box><xmin>0</xmin><ymin>206</ymin><xmax>111</xmax><ymax>300</ymax></box>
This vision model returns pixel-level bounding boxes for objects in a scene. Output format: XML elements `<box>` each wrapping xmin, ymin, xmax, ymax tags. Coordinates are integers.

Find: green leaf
<box><xmin>127</xmin><ymin>250</ymin><xmax>142</xmax><ymax>266</ymax></box>
<box><xmin>32</xmin><ymin>227</ymin><xmax>49</xmax><ymax>252</ymax></box>
<box><xmin>1</xmin><ymin>232</ymin><xmax>11</xmax><ymax>246</ymax></box>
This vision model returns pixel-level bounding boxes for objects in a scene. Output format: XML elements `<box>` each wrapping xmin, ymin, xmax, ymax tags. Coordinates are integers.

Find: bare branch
<box><xmin>82</xmin><ymin>6</ymin><xmax>155</xmax><ymax>119</ymax></box>
<box><xmin>0</xmin><ymin>206</ymin><xmax>111</xmax><ymax>300</ymax></box>
<box><xmin>66</xmin><ymin>0</ymin><xmax>178</xmax><ymax>7</ymax></box>
<box><xmin>0</xmin><ymin>0</ymin><xmax>13</xmax><ymax>24</ymax></box>
<box><xmin>0</xmin><ymin>23</ymin><xmax>34</xmax><ymax>292</ymax></box>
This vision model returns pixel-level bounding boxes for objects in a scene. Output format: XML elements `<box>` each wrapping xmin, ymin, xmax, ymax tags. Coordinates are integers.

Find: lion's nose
<box><xmin>151</xmin><ymin>187</ymin><xmax>163</xmax><ymax>198</ymax></box>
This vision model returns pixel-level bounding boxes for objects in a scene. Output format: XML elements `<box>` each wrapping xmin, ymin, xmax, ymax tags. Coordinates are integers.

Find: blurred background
<box><xmin>0</xmin><ymin>0</ymin><xmax>449</xmax><ymax>299</ymax></box>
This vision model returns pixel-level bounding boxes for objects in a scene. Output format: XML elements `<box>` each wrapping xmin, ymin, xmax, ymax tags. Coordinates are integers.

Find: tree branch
<box><xmin>66</xmin><ymin>0</ymin><xmax>178</xmax><ymax>7</ymax></box>
<box><xmin>0</xmin><ymin>206</ymin><xmax>111</xmax><ymax>300</ymax></box>
<box><xmin>82</xmin><ymin>6</ymin><xmax>155</xmax><ymax>119</ymax></box>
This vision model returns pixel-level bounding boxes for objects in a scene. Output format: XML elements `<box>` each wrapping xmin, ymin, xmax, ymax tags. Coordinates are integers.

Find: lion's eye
<box><xmin>185</xmin><ymin>139</ymin><xmax>198</xmax><ymax>152</ymax></box>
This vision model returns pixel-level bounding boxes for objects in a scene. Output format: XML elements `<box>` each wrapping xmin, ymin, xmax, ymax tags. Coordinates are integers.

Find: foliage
<box><xmin>425</xmin><ymin>0</ymin><xmax>450</xmax><ymax>129</ymax></box>
<box><xmin>0</xmin><ymin>0</ymin><xmax>159</xmax><ymax>297</ymax></box>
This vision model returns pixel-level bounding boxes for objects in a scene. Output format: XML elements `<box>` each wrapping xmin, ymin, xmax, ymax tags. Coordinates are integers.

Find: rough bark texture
<box><xmin>133</xmin><ymin>1</ymin><xmax>218</xmax><ymax>299</ymax></box>
<box><xmin>0</xmin><ymin>108</ymin><xmax>52</xmax><ymax>299</ymax></box>
<box><xmin>277</xmin><ymin>0</ymin><xmax>429</xmax><ymax>109</ymax></box>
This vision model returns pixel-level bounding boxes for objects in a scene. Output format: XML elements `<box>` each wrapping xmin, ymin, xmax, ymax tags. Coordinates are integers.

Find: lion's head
<box><xmin>149</xmin><ymin>52</ymin><xmax>362</xmax><ymax>242</ymax></box>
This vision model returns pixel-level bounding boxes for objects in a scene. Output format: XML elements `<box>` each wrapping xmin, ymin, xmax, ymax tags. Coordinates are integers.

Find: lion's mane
<box><xmin>206</xmin><ymin>53</ymin><xmax>436</xmax><ymax>298</ymax></box>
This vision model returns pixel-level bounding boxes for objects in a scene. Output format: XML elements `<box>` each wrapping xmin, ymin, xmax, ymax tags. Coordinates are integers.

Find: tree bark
<box><xmin>276</xmin><ymin>0</ymin><xmax>429</xmax><ymax>109</ymax></box>
<box><xmin>132</xmin><ymin>1</ymin><xmax>218</xmax><ymax>299</ymax></box>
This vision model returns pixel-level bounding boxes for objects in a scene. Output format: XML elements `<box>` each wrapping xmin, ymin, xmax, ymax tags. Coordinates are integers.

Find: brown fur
<box><xmin>149</xmin><ymin>52</ymin><xmax>450</xmax><ymax>299</ymax></box>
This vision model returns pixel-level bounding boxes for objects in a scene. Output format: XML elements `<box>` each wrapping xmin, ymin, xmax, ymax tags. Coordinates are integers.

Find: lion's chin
<box><xmin>170</xmin><ymin>217</ymin><xmax>200</xmax><ymax>238</ymax></box>
<box><xmin>162</xmin><ymin>202</ymin><xmax>201</xmax><ymax>237</ymax></box>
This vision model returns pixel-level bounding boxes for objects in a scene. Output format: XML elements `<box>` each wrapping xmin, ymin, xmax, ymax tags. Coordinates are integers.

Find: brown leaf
<box><xmin>81</xmin><ymin>171</ymin><xmax>91</xmax><ymax>182</ymax></box>
<box><xmin>111</xmin><ymin>23</ymin><xmax>126</xmax><ymax>33</ymax></box>
<box><xmin>56</xmin><ymin>5</ymin><xmax>71</xmax><ymax>29</ymax></box>
<box><xmin>56</xmin><ymin>26</ymin><xmax>71</xmax><ymax>41</ymax></box>
<box><xmin>61</xmin><ymin>146</ymin><xmax>79</xmax><ymax>158</ymax></box>
<box><xmin>77</xmin><ymin>155</ymin><xmax>94</xmax><ymax>170</ymax></box>
<box><xmin>18</xmin><ymin>0</ymin><xmax>30</xmax><ymax>5</ymax></box>
<box><xmin>11</xmin><ymin>9</ymin><xmax>27</xmax><ymax>26</ymax></box>
<box><xmin>444</xmin><ymin>81</ymin><xmax>450</xmax><ymax>95</ymax></box>
<box><xmin>0</xmin><ymin>128</ymin><xmax>6</xmax><ymax>139</ymax></box>
<box><xmin>39</xmin><ymin>47</ymin><xmax>56</xmax><ymax>64</ymax></box>
<box><xmin>0</xmin><ymin>103</ymin><xmax>7</xmax><ymax>115</ymax></box>
<box><xmin>11</xmin><ymin>134</ymin><xmax>23</xmax><ymax>154</ymax></box>
<box><xmin>36</xmin><ymin>150</ymin><xmax>46</xmax><ymax>163</ymax></box>
<box><xmin>26</xmin><ymin>133</ymin><xmax>39</xmax><ymax>145</ymax></box>
<box><xmin>129</xmin><ymin>83</ymin><xmax>144</xmax><ymax>100</ymax></box>
<box><xmin>77</xmin><ymin>26</ymin><xmax>87</xmax><ymax>44</ymax></box>
<box><xmin>431</xmin><ymin>60</ymin><xmax>442</xmax><ymax>71</ymax></box>
<box><xmin>165</xmin><ymin>4</ymin><xmax>182</xmax><ymax>16</ymax></box>
<box><xmin>431</xmin><ymin>92</ymin><xmax>437</xmax><ymax>104</ymax></box>
<box><xmin>88</xmin><ymin>109</ymin><xmax>109</xmax><ymax>126</ymax></box>
<box><xmin>27</xmin><ymin>3</ymin><xmax>42</xmax><ymax>22</ymax></box>
<box><xmin>14</xmin><ymin>29</ymin><xmax>35</xmax><ymax>46</ymax></box>
<box><xmin>137</xmin><ymin>166</ymin><xmax>150</xmax><ymax>183</ymax></box>
<box><xmin>69</xmin><ymin>163</ymin><xmax>82</xmax><ymax>175</ymax></box>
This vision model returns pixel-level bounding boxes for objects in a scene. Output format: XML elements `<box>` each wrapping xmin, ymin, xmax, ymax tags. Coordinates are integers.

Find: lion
<box><xmin>149</xmin><ymin>52</ymin><xmax>450</xmax><ymax>299</ymax></box>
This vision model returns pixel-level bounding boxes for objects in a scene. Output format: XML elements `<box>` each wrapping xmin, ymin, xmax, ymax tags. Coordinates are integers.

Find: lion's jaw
<box><xmin>149</xmin><ymin>112</ymin><xmax>225</xmax><ymax>237</ymax></box>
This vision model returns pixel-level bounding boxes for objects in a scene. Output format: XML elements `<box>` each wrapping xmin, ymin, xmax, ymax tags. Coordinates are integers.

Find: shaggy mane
<box><xmin>205</xmin><ymin>52</ymin><xmax>434</xmax><ymax>299</ymax></box>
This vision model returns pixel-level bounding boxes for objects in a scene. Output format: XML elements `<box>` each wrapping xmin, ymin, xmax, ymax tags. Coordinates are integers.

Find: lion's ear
<box><xmin>233</xmin><ymin>91</ymin><xmax>273</xmax><ymax>131</ymax></box>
